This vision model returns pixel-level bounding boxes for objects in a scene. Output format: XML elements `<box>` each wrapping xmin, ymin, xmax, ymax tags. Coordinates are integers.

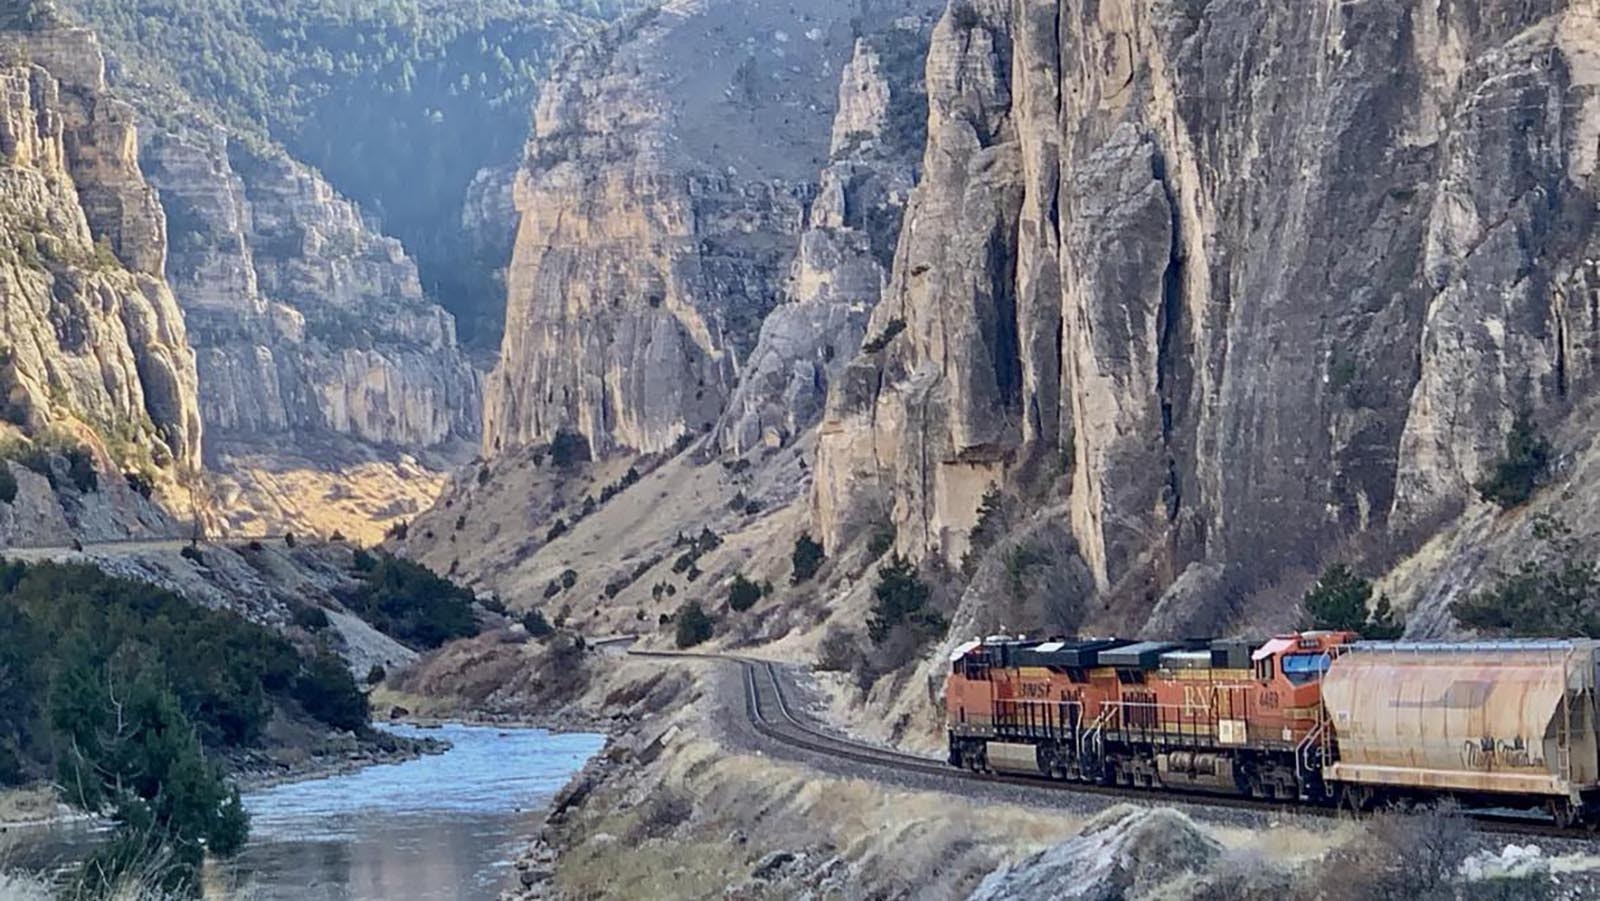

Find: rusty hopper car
<box><xmin>1320</xmin><ymin>639</ymin><xmax>1600</xmax><ymax>824</ymax></box>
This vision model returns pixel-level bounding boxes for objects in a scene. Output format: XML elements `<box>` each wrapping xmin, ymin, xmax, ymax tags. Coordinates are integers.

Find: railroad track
<box><xmin>630</xmin><ymin>648</ymin><xmax>1591</xmax><ymax>840</ymax></box>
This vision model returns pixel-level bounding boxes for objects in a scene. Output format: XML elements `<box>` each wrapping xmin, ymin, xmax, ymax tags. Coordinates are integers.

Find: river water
<box><xmin>7</xmin><ymin>723</ymin><xmax>605</xmax><ymax>900</ymax></box>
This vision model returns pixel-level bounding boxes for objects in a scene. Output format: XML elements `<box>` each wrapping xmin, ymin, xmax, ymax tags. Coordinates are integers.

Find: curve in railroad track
<box><xmin>630</xmin><ymin>648</ymin><xmax>1594</xmax><ymax>841</ymax></box>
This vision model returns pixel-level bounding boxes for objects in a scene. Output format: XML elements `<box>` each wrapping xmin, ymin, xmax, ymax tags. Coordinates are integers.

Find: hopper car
<box><xmin>946</xmin><ymin>632</ymin><xmax>1600</xmax><ymax>825</ymax></box>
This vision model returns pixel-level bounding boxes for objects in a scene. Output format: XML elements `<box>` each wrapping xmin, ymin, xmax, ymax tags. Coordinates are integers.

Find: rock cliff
<box><xmin>484</xmin><ymin>0</ymin><xmax>866</xmax><ymax>457</ymax></box>
<box><xmin>814</xmin><ymin>0</ymin><xmax>1600</xmax><ymax>626</ymax></box>
<box><xmin>716</xmin><ymin>16</ymin><xmax>937</xmax><ymax>454</ymax></box>
<box><xmin>132</xmin><ymin>97</ymin><xmax>481</xmax><ymax>540</ymax></box>
<box><xmin>0</xmin><ymin>23</ymin><xmax>202</xmax><ymax>541</ymax></box>
<box><xmin>146</xmin><ymin>126</ymin><xmax>482</xmax><ymax>448</ymax></box>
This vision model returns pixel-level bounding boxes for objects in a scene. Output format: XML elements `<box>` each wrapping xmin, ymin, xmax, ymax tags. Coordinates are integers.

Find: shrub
<box><xmin>674</xmin><ymin>601</ymin><xmax>715</xmax><ymax>649</ymax></box>
<box><xmin>386</xmin><ymin>520</ymin><xmax>410</xmax><ymax>541</ymax></box>
<box><xmin>284</xmin><ymin>531</ymin><xmax>297</xmax><ymax>548</ymax></box>
<box><xmin>293</xmin><ymin>653</ymin><xmax>370</xmax><ymax>733</ymax></box>
<box><xmin>62</xmin><ymin>445</ymin><xmax>97</xmax><ymax>493</ymax></box>
<box><xmin>963</xmin><ymin>484</ymin><xmax>1010</xmax><ymax>576</ymax></box>
<box><xmin>352</xmin><ymin>548</ymin><xmax>378</xmax><ymax>573</ymax></box>
<box><xmin>867</xmin><ymin>554</ymin><xmax>947</xmax><ymax>646</ymax></box>
<box><xmin>549</xmin><ymin>429</ymin><xmax>592</xmax><ymax>469</ymax></box>
<box><xmin>1476</xmin><ymin>411</ymin><xmax>1552</xmax><ymax>508</ymax></box>
<box><xmin>290</xmin><ymin>603</ymin><xmax>330</xmax><ymax>632</ymax></box>
<box><xmin>365</xmin><ymin>664</ymin><xmax>387</xmax><ymax>686</ymax></box>
<box><xmin>0</xmin><ymin>464</ymin><xmax>14</xmax><ymax>504</ymax></box>
<box><xmin>791</xmin><ymin>532</ymin><xmax>825</xmax><ymax>584</ymax></box>
<box><xmin>561</xmin><ymin>568</ymin><xmax>578</xmax><ymax>590</ymax></box>
<box><xmin>816</xmin><ymin>625</ymin><xmax>860</xmax><ymax>672</ymax></box>
<box><xmin>728</xmin><ymin>574</ymin><xmax>762</xmax><ymax>612</ymax></box>
<box><xmin>345</xmin><ymin>554</ymin><xmax>479</xmax><ymax>649</ymax></box>
<box><xmin>124</xmin><ymin>469</ymin><xmax>155</xmax><ymax>499</ymax></box>
<box><xmin>179</xmin><ymin>545</ymin><xmax>205</xmax><ymax>566</ymax></box>
<box><xmin>861</xmin><ymin>318</ymin><xmax>906</xmax><ymax>353</ymax></box>
<box><xmin>546</xmin><ymin>518</ymin><xmax>569</xmax><ymax>542</ymax></box>
<box><xmin>867</xmin><ymin>524</ymin><xmax>896</xmax><ymax>559</ymax></box>
<box><xmin>1304</xmin><ymin>563</ymin><xmax>1404</xmax><ymax>639</ymax></box>
<box><xmin>1452</xmin><ymin>515</ymin><xmax>1600</xmax><ymax>637</ymax></box>
<box><xmin>330</xmin><ymin>530</ymin><xmax>347</xmax><ymax>543</ymax></box>
<box><xmin>476</xmin><ymin>465</ymin><xmax>492</xmax><ymax>486</ymax></box>
<box><xmin>522</xmin><ymin>608</ymin><xmax>554</xmax><ymax>639</ymax></box>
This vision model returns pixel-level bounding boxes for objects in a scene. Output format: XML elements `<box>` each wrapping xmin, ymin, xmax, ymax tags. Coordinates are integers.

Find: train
<box><xmin>945</xmin><ymin>631</ymin><xmax>1600</xmax><ymax>825</ymax></box>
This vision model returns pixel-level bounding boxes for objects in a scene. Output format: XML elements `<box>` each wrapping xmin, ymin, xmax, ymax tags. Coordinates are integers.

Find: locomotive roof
<box><xmin>1348</xmin><ymin>638</ymin><xmax>1598</xmax><ymax>653</ymax></box>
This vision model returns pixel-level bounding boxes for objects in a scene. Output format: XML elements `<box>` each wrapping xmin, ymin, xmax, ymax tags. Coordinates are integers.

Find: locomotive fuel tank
<box><xmin>1321</xmin><ymin>640</ymin><xmax>1600</xmax><ymax>799</ymax></box>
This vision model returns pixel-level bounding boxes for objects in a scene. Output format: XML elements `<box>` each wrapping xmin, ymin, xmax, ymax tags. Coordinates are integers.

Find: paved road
<box><xmin>1</xmin><ymin>535</ymin><xmax>287</xmax><ymax>562</ymax></box>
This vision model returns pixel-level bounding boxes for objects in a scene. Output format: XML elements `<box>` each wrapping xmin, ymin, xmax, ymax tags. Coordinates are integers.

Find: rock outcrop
<box><xmin>969</xmin><ymin>805</ymin><xmax>1222</xmax><ymax>901</ymax></box>
<box><xmin>145</xmin><ymin>125</ymin><xmax>483</xmax><ymax>448</ymax></box>
<box><xmin>0</xmin><ymin>24</ymin><xmax>202</xmax><ymax>541</ymax></box>
<box><xmin>137</xmin><ymin>111</ymin><xmax>482</xmax><ymax>539</ymax></box>
<box><xmin>814</xmin><ymin>0</ymin><xmax>1600</xmax><ymax>626</ymax></box>
<box><xmin>484</xmin><ymin>0</ymin><xmax>865</xmax><ymax>457</ymax></box>
<box><xmin>716</xmin><ymin>16</ymin><xmax>938</xmax><ymax>454</ymax></box>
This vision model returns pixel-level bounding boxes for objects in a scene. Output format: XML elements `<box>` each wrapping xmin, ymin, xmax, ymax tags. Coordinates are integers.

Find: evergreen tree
<box><xmin>1476</xmin><ymin>411</ymin><xmax>1553</xmax><ymax>508</ymax></box>
<box><xmin>791</xmin><ymin>532</ymin><xmax>825</xmax><ymax>584</ymax></box>
<box><xmin>867</xmin><ymin>555</ymin><xmax>947</xmax><ymax>646</ymax></box>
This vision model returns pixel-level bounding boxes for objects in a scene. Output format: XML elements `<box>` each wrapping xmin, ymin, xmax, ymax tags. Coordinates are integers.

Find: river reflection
<box><xmin>217</xmin><ymin>724</ymin><xmax>604</xmax><ymax>900</ymax></box>
<box><xmin>6</xmin><ymin>723</ymin><xmax>604</xmax><ymax>901</ymax></box>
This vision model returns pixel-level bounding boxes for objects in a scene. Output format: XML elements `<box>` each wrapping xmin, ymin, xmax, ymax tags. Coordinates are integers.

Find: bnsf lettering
<box><xmin>1019</xmin><ymin>682</ymin><xmax>1051</xmax><ymax>699</ymax></box>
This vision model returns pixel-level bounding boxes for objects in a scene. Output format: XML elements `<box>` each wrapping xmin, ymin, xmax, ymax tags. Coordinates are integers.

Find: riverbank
<box><xmin>0</xmin><ymin>726</ymin><xmax>450</xmax><ymax>834</ymax></box>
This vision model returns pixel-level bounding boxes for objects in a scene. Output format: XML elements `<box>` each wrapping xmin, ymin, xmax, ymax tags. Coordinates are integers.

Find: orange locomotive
<box><xmin>948</xmin><ymin>633</ymin><xmax>1600</xmax><ymax>823</ymax></box>
<box><xmin>946</xmin><ymin>632</ymin><xmax>1354</xmax><ymax>801</ymax></box>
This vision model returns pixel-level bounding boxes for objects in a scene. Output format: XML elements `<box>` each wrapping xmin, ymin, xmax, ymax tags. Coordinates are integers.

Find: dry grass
<box><xmin>554</xmin><ymin>732</ymin><xmax>1084</xmax><ymax>900</ymax></box>
<box><xmin>0</xmin><ymin>786</ymin><xmax>59</xmax><ymax>827</ymax></box>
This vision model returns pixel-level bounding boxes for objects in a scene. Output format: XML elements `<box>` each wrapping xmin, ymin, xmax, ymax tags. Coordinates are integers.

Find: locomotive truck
<box><xmin>946</xmin><ymin>632</ymin><xmax>1600</xmax><ymax>825</ymax></box>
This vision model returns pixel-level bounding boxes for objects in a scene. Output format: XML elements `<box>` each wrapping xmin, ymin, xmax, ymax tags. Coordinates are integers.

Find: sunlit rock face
<box><xmin>484</xmin><ymin>0</ymin><xmax>874</xmax><ymax>458</ymax></box>
<box><xmin>814</xmin><ymin>0</ymin><xmax>1600</xmax><ymax>623</ymax></box>
<box><xmin>0</xmin><ymin>25</ymin><xmax>204</xmax><ymax>542</ymax></box>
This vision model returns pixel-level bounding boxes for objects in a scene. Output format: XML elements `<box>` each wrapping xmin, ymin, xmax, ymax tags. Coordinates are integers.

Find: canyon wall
<box><xmin>484</xmin><ymin>0</ymin><xmax>869</xmax><ymax>457</ymax></box>
<box><xmin>0</xmin><ymin>25</ymin><xmax>202</xmax><ymax>541</ymax></box>
<box><xmin>812</xmin><ymin>0</ymin><xmax>1600</xmax><ymax>625</ymax></box>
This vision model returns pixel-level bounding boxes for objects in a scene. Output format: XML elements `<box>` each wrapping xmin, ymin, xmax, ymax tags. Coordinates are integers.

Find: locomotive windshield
<box><xmin>1280</xmin><ymin>654</ymin><xmax>1331</xmax><ymax>685</ymax></box>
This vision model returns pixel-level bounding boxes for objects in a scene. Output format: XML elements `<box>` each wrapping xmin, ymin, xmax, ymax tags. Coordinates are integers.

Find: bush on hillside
<box><xmin>549</xmin><ymin>429</ymin><xmax>592</xmax><ymax>469</ymax></box>
<box><xmin>1476</xmin><ymin>411</ymin><xmax>1552</xmax><ymax>508</ymax></box>
<box><xmin>728</xmin><ymin>573</ymin><xmax>763</xmax><ymax>612</ymax></box>
<box><xmin>290</xmin><ymin>603</ymin><xmax>331</xmax><ymax>632</ymax></box>
<box><xmin>1452</xmin><ymin>515</ymin><xmax>1600</xmax><ymax>637</ymax></box>
<box><xmin>522</xmin><ymin>608</ymin><xmax>554</xmax><ymax>639</ymax></box>
<box><xmin>791</xmin><ymin>532</ymin><xmax>825</xmax><ymax>584</ymax></box>
<box><xmin>345</xmin><ymin>554</ymin><xmax>479</xmax><ymax>650</ymax></box>
<box><xmin>293</xmin><ymin>653</ymin><xmax>369</xmax><ymax>733</ymax></box>
<box><xmin>867</xmin><ymin>554</ymin><xmax>946</xmax><ymax>648</ymax></box>
<box><xmin>1302</xmin><ymin>563</ymin><xmax>1403</xmax><ymax>639</ymax></box>
<box><xmin>674</xmin><ymin>601</ymin><xmax>715</xmax><ymax>649</ymax></box>
<box><xmin>0</xmin><ymin>464</ymin><xmax>14</xmax><ymax>504</ymax></box>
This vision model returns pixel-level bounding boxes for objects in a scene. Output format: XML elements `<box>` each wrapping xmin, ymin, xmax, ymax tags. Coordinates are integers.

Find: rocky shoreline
<box><xmin>227</xmin><ymin>728</ymin><xmax>453</xmax><ymax>793</ymax></box>
<box><xmin>0</xmin><ymin>727</ymin><xmax>452</xmax><ymax>833</ymax></box>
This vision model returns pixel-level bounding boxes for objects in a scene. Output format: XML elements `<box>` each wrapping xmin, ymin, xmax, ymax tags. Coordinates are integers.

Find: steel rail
<box><xmin>629</xmin><ymin>648</ymin><xmax>1592</xmax><ymax>839</ymax></box>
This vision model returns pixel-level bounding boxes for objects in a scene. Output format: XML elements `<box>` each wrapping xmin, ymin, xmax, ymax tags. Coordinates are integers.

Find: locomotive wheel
<box><xmin>1338</xmin><ymin>785</ymin><xmax>1373</xmax><ymax>814</ymax></box>
<box><xmin>1549</xmin><ymin>799</ymin><xmax>1577</xmax><ymax>829</ymax></box>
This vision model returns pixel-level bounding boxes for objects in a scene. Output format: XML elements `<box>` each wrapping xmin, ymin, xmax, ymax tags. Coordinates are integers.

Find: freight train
<box><xmin>945</xmin><ymin>632</ymin><xmax>1600</xmax><ymax>825</ymax></box>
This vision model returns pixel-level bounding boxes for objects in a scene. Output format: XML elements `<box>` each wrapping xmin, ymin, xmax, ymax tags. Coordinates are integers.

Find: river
<box><xmin>5</xmin><ymin>723</ymin><xmax>605</xmax><ymax>900</ymax></box>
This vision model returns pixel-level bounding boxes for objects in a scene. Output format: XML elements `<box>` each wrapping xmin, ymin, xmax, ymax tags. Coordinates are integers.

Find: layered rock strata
<box><xmin>0</xmin><ymin>26</ymin><xmax>206</xmax><ymax>480</ymax></box>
